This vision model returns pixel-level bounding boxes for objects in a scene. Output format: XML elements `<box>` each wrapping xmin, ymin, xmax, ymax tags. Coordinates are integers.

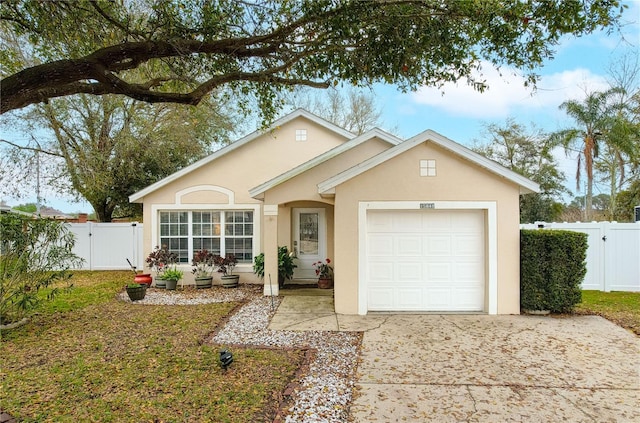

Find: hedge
<box><xmin>520</xmin><ymin>229</ymin><xmax>587</xmax><ymax>313</ymax></box>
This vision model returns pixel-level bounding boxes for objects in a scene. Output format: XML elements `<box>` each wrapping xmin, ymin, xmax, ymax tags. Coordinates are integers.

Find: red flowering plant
<box><xmin>313</xmin><ymin>258</ymin><xmax>333</xmax><ymax>279</ymax></box>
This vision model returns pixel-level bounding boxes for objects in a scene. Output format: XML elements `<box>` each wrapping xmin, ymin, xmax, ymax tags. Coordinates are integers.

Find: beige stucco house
<box><xmin>130</xmin><ymin>109</ymin><xmax>539</xmax><ymax>315</ymax></box>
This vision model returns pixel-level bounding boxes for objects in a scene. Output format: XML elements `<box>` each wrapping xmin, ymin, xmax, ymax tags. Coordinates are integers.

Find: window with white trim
<box><xmin>159</xmin><ymin>210</ymin><xmax>253</xmax><ymax>263</ymax></box>
<box><xmin>295</xmin><ymin>129</ymin><xmax>307</xmax><ymax>141</ymax></box>
<box><xmin>420</xmin><ymin>159</ymin><xmax>436</xmax><ymax>177</ymax></box>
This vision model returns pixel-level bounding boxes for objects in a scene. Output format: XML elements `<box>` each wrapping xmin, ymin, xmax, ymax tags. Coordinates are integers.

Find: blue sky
<box><xmin>3</xmin><ymin>2</ymin><xmax>639</xmax><ymax>214</ymax></box>
<box><xmin>376</xmin><ymin>1</ymin><xmax>639</xmax><ymax>143</ymax></box>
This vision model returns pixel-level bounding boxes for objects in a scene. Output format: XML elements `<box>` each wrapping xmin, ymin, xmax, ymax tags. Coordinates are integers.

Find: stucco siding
<box><xmin>138</xmin><ymin>116</ymin><xmax>348</xmax><ymax>281</ymax></box>
<box><xmin>333</xmin><ymin>141</ymin><xmax>521</xmax><ymax>315</ymax></box>
<box><xmin>263</xmin><ymin>137</ymin><xmax>391</xmax><ymax>205</ymax></box>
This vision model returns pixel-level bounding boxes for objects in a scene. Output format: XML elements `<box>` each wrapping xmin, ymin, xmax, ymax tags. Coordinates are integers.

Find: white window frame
<box><xmin>420</xmin><ymin>159</ymin><xmax>436</xmax><ymax>176</ymax></box>
<box><xmin>152</xmin><ymin>203</ymin><xmax>261</xmax><ymax>272</ymax></box>
<box><xmin>295</xmin><ymin>129</ymin><xmax>308</xmax><ymax>141</ymax></box>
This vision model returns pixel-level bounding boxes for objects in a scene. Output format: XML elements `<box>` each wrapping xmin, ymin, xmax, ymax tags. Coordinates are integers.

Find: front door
<box><xmin>293</xmin><ymin>208</ymin><xmax>326</xmax><ymax>279</ymax></box>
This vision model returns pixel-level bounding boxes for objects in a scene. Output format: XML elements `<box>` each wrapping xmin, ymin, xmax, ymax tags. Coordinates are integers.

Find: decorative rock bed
<box><xmin>121</xmin><ymin>285</ymin><xmax>361</xmax><ymax>422</ymax></box>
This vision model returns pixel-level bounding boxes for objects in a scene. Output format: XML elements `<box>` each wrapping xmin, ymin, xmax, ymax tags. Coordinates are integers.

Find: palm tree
<box><xmin>557</xmin><ymin>88</ymin><xmax>627</xmax><ymax>220</ymax></box>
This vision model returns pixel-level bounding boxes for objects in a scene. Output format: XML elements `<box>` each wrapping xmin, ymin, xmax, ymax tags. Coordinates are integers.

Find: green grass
<box><xmin>1</xmin><ymin>271</ymin><xmax>305</xmax><ymax>422</ymax></box>
<box><xmin>575</xmin><ymin>290</ymin><xmax>640</xmax><ymax>335</ymax></box>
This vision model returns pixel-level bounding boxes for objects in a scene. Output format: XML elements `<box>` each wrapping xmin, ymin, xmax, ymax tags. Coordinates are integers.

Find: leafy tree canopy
<box><xmin>0</xmin><ymin>0</ymin><xmax>626</xmax><ymax>118</ymax></box>
<box><xmin>0</xmin><ymin>93</ymin><xmax>235</xmax><ymax>222</ymax></box>
<box><xmin>473</xmin><ymin>119</ymin><xmax>566</xmax><ymax>222</ymax></box>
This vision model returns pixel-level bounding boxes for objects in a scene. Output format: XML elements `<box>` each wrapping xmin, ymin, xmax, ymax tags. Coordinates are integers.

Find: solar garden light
<box><xmin>220</xmin><ymin>349</ymin><xmax>233</xmax><ymax>370</ymax></box>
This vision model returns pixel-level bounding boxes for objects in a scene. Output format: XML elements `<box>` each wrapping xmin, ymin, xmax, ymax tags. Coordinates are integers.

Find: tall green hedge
<box><xmin>520</xmin><ymin>229</ymin><xmax>587</xmax><ymax>313</ymax></box>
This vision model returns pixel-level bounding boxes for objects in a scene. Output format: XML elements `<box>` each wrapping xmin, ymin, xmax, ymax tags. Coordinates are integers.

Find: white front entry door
<box><xmin>293</xmin><ymin>208</ymin><xmax>326</xmax><ymax>279</ymax></box>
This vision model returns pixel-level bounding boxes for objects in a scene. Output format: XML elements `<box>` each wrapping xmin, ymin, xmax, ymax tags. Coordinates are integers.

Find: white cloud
<box><xmin>409</xmin><ymin>62</ymin><xmax>610</xmax><ymax>119</ymax></box>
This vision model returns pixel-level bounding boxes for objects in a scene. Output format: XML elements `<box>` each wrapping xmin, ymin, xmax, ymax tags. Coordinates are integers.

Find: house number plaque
<box><xmin>420</xmin><ymin>203</ymin><xmax>435</xmax><ymax>209</ymax></box>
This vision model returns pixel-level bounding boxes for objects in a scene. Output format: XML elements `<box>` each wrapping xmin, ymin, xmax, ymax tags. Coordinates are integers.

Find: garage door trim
<box><xmin>358</xmin><ymin>201</ymin><xmax>497</xmax><ymax>315</ymax></box>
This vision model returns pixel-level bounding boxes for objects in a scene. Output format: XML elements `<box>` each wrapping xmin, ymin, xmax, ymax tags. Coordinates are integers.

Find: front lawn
<box><xmin>575</xmin><ymin>290</ymin><xmax>640</xmax><ymax>336</ymax></box>
<box><xmin>0</xmin><ymin>271</ymin><xmax>305</xmax><ymax>422</ymax></box>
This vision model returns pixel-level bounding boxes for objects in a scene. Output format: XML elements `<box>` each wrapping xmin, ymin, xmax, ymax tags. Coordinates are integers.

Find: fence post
<box><xmin>601</xmin><ymin>221</ymin><xmax>608</xmax><ymax>292</ymax></box>
<box><xmin>88</xmin><ymin>221</ymin><xmax>94</xmax><ymax>271</ymax></box>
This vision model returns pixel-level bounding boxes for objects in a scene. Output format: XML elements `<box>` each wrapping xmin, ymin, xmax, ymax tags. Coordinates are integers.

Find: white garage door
<box><xmin>366</xmin><ymin>209</ymin><xmax>485</xmax><ymax>312</ymax></box>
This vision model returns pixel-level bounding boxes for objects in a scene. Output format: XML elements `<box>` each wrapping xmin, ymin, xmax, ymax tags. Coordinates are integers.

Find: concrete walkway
<box><xmin>269</xmin><ymin>293</ymin><xmax>640</xmax><ymax>422</ymax></box>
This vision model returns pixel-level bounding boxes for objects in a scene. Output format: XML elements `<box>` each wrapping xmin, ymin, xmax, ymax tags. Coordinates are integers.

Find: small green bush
<box><xmin>1</xmin><ymin>214</ymin><xmax>83</xmax><ymax>325</ymax></box>
<box><xmin>253</xmin><ymin>246</ymin><xmax>297</xmax><ymax>288</ymax></box>
<box><xmin>520</xmin><ymin>229</ymin><xmax>587</xmax><ymax>313</ymax></box>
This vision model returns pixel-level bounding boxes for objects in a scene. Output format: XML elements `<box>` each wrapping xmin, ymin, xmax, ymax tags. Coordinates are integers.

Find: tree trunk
<box><xmin>91</xmin><ymin>201</ymin><xmax>114</xmax><ymax>222</ymax></box>
<box><xmin>586</xmin><ymin>178</ymin><xmax>593</xmax><ymax>221</ymax></box>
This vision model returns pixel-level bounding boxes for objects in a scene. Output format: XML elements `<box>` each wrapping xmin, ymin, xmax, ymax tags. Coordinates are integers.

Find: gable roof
<box><xmin>249</xmin><ymin>127</ymin><xmax>402</xmax><ymax>199</ymax></box>
<box><xmin>317</xmin><ymin>129</ymin><xmax>540</xmax><ymax>195</ymax></box>
<box><xmin>129</xmin><ymin>109</ymin><xmax>356</xmax><ymax>203</ymax></box>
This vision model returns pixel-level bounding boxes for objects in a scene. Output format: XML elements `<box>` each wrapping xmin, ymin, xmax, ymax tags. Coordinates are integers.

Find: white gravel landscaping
<box><xmin>122</xmin><ymin>285</ymin><xmax>361</xmax><ymax>423</ymax></box>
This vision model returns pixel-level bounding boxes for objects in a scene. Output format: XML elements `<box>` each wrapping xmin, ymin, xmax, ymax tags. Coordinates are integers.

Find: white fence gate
<box><xmin>520</xmin><ymin>222</ymin><xmax>640</xmax><ymax>292</ymax></box>
<box><xmin>67</xmin><ymin>222</ymin><xmax>144</xmax><ymax>271</ymax></box>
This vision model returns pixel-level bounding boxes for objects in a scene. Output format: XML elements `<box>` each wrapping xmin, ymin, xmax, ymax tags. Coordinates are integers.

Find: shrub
<box><xmin>253</xmin><ymin>246</ymin><xmax>297</xmax><ymax>287</ymax></box>
<box><xmin>520</xmin><ymin>229</ymin><xmax>587</xmax><ymax>313</ymax></box>
<box><xmin>1</xmin><ymin>214</ymin><xmax>83</xmax><ymax>325</ymax></box>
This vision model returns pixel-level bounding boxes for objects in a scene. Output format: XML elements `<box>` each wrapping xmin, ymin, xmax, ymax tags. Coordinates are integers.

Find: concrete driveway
<box><xmin>270</xmin><ymin>293</ymin><xmax>640</xmax><ymax>422</ymax></box>
<box><xmin>350</xmin><ymin>314</ymin><xmax>640</xmax><ymax>422</ymax></box>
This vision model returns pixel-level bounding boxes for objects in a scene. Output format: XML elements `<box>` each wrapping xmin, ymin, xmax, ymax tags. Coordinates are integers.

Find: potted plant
<box><xmin>162</xmin><ymin>268</ymin><xmax>183</xmax><ymax>291</ymax></box>
<box><xmin>125</xmin><ymin>283</ymin><xmax>147</xmax><ymax>301</ymax></box>
<box><xmin>127</xmin><ymin>258</ymin><xmax>152</xmax><ymax>287</ymax></box>
<box><xmin>278</xmin><ymin>246</ymin><xmax>297</xmax><ymax>288</ymax></box>
<box><xmin>253</xmin><ymin>246</ymin><xmax>297</xmax><ymax>288</ymax></box>
<box><xmin>214</xmin><ymin>254</ymin><xmax>239</xmax><ymax>288</ymax></box>
<box><xmin>192</xmin><ymin>249</ymin><xmax>215</xmax><ymax>289</ymax></box>
<box><xmin>313</xmin><ymin>258</ymin><xmax>333</xmax><ymax>289</ymax></box>
<box><xmin>146</xmin><ymin>245</ymin><xmax>178</xmax><ymax>289</ymax></box>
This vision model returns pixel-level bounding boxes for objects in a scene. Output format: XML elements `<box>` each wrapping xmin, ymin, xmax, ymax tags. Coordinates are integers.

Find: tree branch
<box><xmin>0</xmin><ymin>138</ymin><xmax>62</xmax><ymax>157</ymax></box>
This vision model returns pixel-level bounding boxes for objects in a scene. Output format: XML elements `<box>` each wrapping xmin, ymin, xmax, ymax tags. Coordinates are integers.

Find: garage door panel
<box><xmin>368</xmin><ymin>288</ymin><xmax>395</xmax><ymax>310</ymax></box>
<box><xmin>423</xmin><ymin>288</ymin><xmax>452</xmax><ymax>309</ymax></box>
<box><xmin>453</xmin><ymin>211</ymin><xmax>483</xmax><ymax>227</ymax></box>
<box><xmin>425</xmin><ymin>236</ymin><xmax>452</xmax><ymax>255</ymax></box>
<box><xmin>425</xmin><ymin>263</ymin><xmax>451</xmax><ymax>281</ymax></box>
<box><xmin>395</xmin><ymin>213</ymin><xmax>423</xmax><ymax>232</ymax></box>
<box><xmin>397</xmin><ymin>288</ymin><xmax>423</xmax><ymax>308</ymax></box>
<box><xmin>398</xmin><ymin>262</ymin><xmax>422</xmax><ymax>280</ymax></box>
<box><xmin>453</xmin><ymin>235</ymin><xmax>484</xmax><ymax>255</ymax></box>
<box><xmin>368</xmin><ymin>212</ymin><xmax>393</xmax><ymax>231</ymax></box>
<box><xmin>423</xmin><ymin>212</ymin><xmax>451</xmax><ymax>231</ymax></box>
<box><xmin>368</xmin><ymin>234</ymin><xmax>394</xmax><ymax>255</ymax></box>
<box><xmin>368</xmin><ymin>262</ymin><xmax>394</xmax><ymax>282</ymax></box>
<box><xmin>452</xmin><ymin>287</ymin><xmax>485</xmax><ymax>310</ymax></box>
<box><xmin>454</xmin><ymin>261</ymin><xmax>483</xmax><ymax>281</ymax></box>
<box><xmin>367</xmin><ymin>209</ymin><xmax>485</xmax><ymax>312</ymax></box>
<box><xmin>396</xmin><ymin>236</ymin><xmax>422</xmax><ymax>256</ymax></box>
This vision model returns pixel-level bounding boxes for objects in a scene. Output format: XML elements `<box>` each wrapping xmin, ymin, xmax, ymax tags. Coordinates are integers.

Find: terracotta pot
<box><xmin>318</xmin><ymin>277</ymin><xmax>333</xmax><ymax>289</ymax></box>
<box><xmin>134</xmin><ymin>273</ymin><xmax>152</xmax><ymax>287</ymax></box>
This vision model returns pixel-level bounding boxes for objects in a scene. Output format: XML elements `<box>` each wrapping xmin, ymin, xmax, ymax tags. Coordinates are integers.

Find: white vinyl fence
<box><xmin>67</xmin><ymin>222</ymin><xmax>144</xmax><ymax>271</ymax></box>
<box><xmin>520</xmin><ymin>222</ymin><xmax>640</xmax><ymax>292</ymax></box>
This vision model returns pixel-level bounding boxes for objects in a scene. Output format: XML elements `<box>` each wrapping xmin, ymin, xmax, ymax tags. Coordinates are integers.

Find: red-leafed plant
<box><xmin>191</xmin><ymin>249</ymin><xmax>215</xmax><ymax>278</ymax></box>
<box><xmin>213</xmin><ymin>254</ymin><xmax>238</xmax><ymax>276</ymax></box>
